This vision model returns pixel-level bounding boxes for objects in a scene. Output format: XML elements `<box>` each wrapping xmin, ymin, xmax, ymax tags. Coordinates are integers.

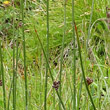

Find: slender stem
<box><xmin>7</xmin><ymin>13</ymin><xmax>20</xmax><ymax>110</ymax></box>
<box><xmin>21</xmin><ymin>0</ymin><xmax>28</xmax><ymax>109</ymax></box>
<box><xmin>7</xmin><ymin>79</ymin><xmax>13</xmax><ymax>110</ymax></box>
<box><xmin>0</xmin><ymin>42</ymin><xmax>6</xmax><ymax>110</ymax></box>
<box><xmin>53</xmin><ymin>89</ymin><xmax>55</xmax><ymax>110</ymax></box>
<box><xmin>35</xmin><ymin>29</ymin><xmax>65</xmax><ymax>110</ymax></box>
<box><xmin>44</xmin><ymin>0</ymin><xmax>49</xmax><ymax>109</ymax></box>
<box><xmin>72</xmin><ymin>0</ymin><xmax>76</xmax><ymax>109</ymax></box>
<box><xmin>12</xmin><ymin>4</ymin><xmax>16</xmax><ymax>109</ymax></box>
<box><xmin>74</xmin><ymin>22</ymin><xmax>96</xmax><ymax>110</ymax></box>
<box><xmin>59</xmin><ymin>0</ymin><xmax>66</xmax><ymax>109</ymax></box>
<box><xmin>15</xmin><ymin>10</ymin><xmax>20</xmax><ymax>110</ymax></box>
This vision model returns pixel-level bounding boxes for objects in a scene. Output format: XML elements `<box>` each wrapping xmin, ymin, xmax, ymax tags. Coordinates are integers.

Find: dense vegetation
<box><xmin>0</xmin><ymin>0</ymin><xmax>110</xmax><ymax>110</ymax></box>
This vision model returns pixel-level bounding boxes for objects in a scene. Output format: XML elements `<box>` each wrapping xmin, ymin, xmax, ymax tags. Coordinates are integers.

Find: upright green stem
<box><xmin>7</xmin><ymin>13</ymin><xmax>20</xmax><ymax>110</ymax></box>
<box><xmin>44</xmin><ymin>0</ymin><xmax>49</xmax><ymax>109</ymax></box>
<box><xmin>59</xmin><ymin>0</ymin><xmax>66</xmax><ymax>109</ymax></box>
<box><xmin>15</xmin><ymin>11</ymin><xmax>20</xmax><ymax>110</ymax></box>
<box><xmin>35</xmin><ymin>29</ymin><xmax>65</xmax><ymax>110</ymax></box>
<box><xmin>72</xmin><ymin>0</ymin><xmax>76</xmax><ymax>109</ymax></box>
<box><xmin>53</xmin><ymin>89</ymin><xmax>55</xmax><ymax>110</ymax></box>
<box><xmin>7</xmin><ymin>80</ymin><xmax>13</xmax><ymax>110</ymax></box>
<box><xmin>12</xmin><ymin>4</ymin><xmax>16</xmax><ymax>109</ymax></box>
<box><xmin>21</xmin><ymin>0</ymin><xmax>28</xmax><ymax>109</ymax></box>
<box><xmin>74</xmin><ymin>22</ymin><xmax>96</xmax><ymax>110</ymax></box>
<box><xmin>0</xmin><ymin>42</ymin><xmax>6</xmax><ymax>110</ymax></box>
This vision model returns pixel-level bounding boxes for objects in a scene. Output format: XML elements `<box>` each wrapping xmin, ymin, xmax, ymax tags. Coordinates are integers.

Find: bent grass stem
<box><xmin>74</xmin><ymin>22</ymin><xmax>96</xmax><ymax>110</ymax></box>
<box><xmin>34</xmin><ymin>28</ymin><xmax>66</xmax><ymax>110</ymax></box>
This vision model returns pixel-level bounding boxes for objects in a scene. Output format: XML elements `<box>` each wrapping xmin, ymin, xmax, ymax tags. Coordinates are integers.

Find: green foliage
<box><xmin>0</xmin><ymin>0</ymin><xmax>110</xmax><ymax>110</ymax></box>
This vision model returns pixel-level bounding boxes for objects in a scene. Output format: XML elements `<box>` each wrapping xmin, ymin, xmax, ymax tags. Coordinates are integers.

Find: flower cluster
<box><xmin>86</xmin><ymin>77</ymin><xmax>93</xmax><ymax>86</ymax></box>
<box><xmin>52</xmin><ymin>81</ymin><xmax>60</xmax><ymax>91</ymax></box>
<box><xmin>0</xmin><ymin>80</ymin><xmax>2</xmax><ymax>86</ymax></box>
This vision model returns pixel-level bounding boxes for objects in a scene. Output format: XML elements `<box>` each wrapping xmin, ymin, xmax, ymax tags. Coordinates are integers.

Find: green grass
<box><xmin>0</xmin><ymin>0</ymin><xmax>110</xmax><ymax>110</ymax></box>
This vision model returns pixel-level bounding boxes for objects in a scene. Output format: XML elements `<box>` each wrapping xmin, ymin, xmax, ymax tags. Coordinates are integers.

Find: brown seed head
<box><xmin>53</xmin><ymin>81</ymin><xmax>60</xmax><ymax>90</ymax></box>
<box><xmin>86</xmin><ymin>77</ymin><xmax>93</xmax><ymax>86</ymax></box>
<box><xmin>0</xmin><ymin>80</ymin><xmax>2</xmax><ymax>86</ymax></box>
